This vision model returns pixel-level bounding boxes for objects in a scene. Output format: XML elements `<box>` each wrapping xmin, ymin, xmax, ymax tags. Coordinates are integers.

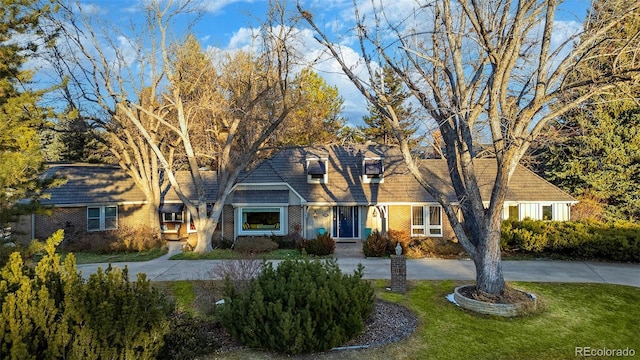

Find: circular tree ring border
<box><xmin>453</xmin><ymin>285</ymin><xmax>537</xmax><ymax>317</ymax></box>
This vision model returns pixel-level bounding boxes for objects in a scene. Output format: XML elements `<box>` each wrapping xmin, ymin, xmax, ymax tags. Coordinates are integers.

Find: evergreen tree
<box><xmin>0</xmin><ymin>0</ymin><xmax>57</xmax><ymax>227</ymax></box>
<box><xmin>534</xmin><ymin>0</ymin><xmax>640</xmax><ymax>221</ymax></box>
<box><xmin>274</xmin><ymin>68</ymin><xmax>345</xmax><ymax>146</ymax></box>
<box><xmin>360</xmin><ymin>65</ymin><xmax>417</xmax><ymax>145</ymax></box>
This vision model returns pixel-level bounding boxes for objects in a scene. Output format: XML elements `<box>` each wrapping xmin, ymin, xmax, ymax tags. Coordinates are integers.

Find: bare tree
<box><xmin>44</xmin><ymin>1</ymin><xmax>190</xmax><ymax>233</ymax></box>
<box><xmin>50</xmin><ymin>0</ymin><xmax>307</xmax><ymax>253</ymax></box>
<box><xmin>299</xmin><ymin>0</ymin><xmax>640</xmax><ymax>295</ymax></box>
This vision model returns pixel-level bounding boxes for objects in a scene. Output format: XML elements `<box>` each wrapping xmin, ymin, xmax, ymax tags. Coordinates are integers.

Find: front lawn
<box><xmin>67</xmin><ymin>246</ymin><xmax>168</xmax><ymax>264</ymax></box>
<box><xmin>170</xmin><ymin>248</ymin><xmax>305</xmax><ymax>260</ymax></box>
<box><xmin>162</xmin><ymin>280</ymin><xmax>639</xmax><ymax>359</ymax></box>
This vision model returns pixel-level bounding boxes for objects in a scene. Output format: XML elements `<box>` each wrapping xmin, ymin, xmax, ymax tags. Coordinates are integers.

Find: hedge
<box><xmin>501</xmin><ymin>219</ymin><xmax>640</xmax><ymax>262</ymax></box>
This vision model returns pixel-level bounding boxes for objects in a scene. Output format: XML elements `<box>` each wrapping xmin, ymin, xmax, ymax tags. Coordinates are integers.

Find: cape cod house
<box><xmin>13</xmin><ymin>144</ymin><xmax>577</xmax><ymax>245</ymax></box>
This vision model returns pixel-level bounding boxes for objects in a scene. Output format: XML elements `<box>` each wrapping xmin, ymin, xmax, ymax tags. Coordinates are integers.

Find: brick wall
<box><xmin>388</xmin><ymin>204</ymin><xmax>456</xmax><ymax>241</ymax></box>
<box><xmin>35</xmin><ymin>207</ymin><xmax>86</xmax><ymax>241</ymax></box>
<box><xmin>33</xmin><ymin>204</ymin><xmax>148</xmax><ymax>241</ymax></box>
<box><xmin>219</xmin><ymin>204</ymin><xmax>235</xmax><ymax>240</ymax></box>
<box><xmin>388</xmin><ymin>205</ymin><xmax>411</xmax><ymax>234</ymax></box>
<box><xmin>288</xmin><ymin>206</ymin><xmax>302</xmax><ymax>234</ymax></box>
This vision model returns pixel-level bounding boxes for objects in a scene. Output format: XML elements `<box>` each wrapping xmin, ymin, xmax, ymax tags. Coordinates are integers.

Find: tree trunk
<box><xmin>194</xmin><ymin>221</ymin><xmax>215</xmax><ymax>253</ymax></box>
<box><xmin>473</xmin><ymin>222</ymin><xmax>505</xmax><ymax>294</ymax></box>
<box><xmin>146</xmin><ymin>200</ymin><xmax>161</xmax><ymax>233</ymax></box>
<box><xmin>192</xmin><ymin>200</ymin><xmax>226</xmax><ymax>254</ymax></box>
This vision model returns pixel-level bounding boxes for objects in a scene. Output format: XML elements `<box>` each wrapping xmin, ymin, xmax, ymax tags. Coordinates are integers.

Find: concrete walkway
<box><xmin>76</xmin><ymin>242</ymin><xmax>640</xmax><ymax>288</ymax></box>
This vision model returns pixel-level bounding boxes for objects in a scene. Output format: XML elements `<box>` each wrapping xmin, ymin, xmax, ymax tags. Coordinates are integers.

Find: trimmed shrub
<box><xmin>295</xmin><ymin>233</ymin><xmax>336</xmax><ymax>256</ymax></box>
<box><xmin>110</xmin><ymin>224</ymin><xmax>165</xmax><ymax>252</ymax></box>
<box><xmin>295</xmin><ymin>237</ymin><xmax>311</xmax><ymax>252</ymax></box>
<box><xmin>219</xmin><ymin>259</ymin><xmax>375</xmax><ymax>354</ymax></box>
<box><xmin>0</xmin><ymin>230</ymin><xmax>172</xmax><ymax>359</ymax></box>
<box><xmin>158</xmin><ymin>313</ymin><xmax>221</xmax><ymax>360</ymax></box>
<box><xmin>369</xmin><ymin>229</ymin><xmax>463</xmax><ymax>258</ymax></box>
<box><xmin>387</xmin><ymin>229</ymin><xmax>412</xmax><ymax>253</ymax></box>
<box><xmin>62</xmin><ymin>225</ymin><xmax>165</xmax><ymax>254</ymax></box>
<box><xmin>363</xmin><ymin>230</ymin><xmax>392</xmax><ymax>257</ymax></box>
<box><xmin>275</xmin><ymin>224</ymin><xmax>304</xmax><ymax>249</ymax></box>
<box><xmin>308</xmin><ymin>232</ymin><xmax>335</xmax><ymax>256</ymax></box>
<box><xmin>408</xmin><ymin>237</ymin><xmax>464</xmax><ymax>258</ymax></box>
<box><xmin>501</xmin><ymin>219</ymin><xmax>640</xmax><ymax>262</ymax></box>
<box><xmin>234</xmin><ymin>236</ymin><xmax>279</xmax><ymax>254</ymax></box>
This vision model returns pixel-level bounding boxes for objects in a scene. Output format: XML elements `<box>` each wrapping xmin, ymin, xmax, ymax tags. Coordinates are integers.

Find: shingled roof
<box><xmin>417</xmin><ymin>159</ymin><xmax>576</xmax><ymax>203</ymax></box>
<box><xmin>240</xmin><ymin>144</ymin><xmax>576</xmax><ymax>205</ymax></box>
<box><xmin>41</xmin><ymin>146</ymin><xmax>574</xmax><ymax>207</ymax></box>
<box><xmin>40</xmin><ymin>164</ymin><xmax>218</xmax><ymax>206</ymax></box>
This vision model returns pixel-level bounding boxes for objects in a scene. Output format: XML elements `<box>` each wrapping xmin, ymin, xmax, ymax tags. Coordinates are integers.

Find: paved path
<box><xmin>75</xmin><ymin>242</ymin><xmax>640</xmax><ymax>288</ymax></box>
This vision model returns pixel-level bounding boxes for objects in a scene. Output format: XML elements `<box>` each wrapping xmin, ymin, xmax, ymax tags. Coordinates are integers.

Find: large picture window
<box><xmin>239</xmin><ymin>207</ymin><xmax>284</xmax><ymax>235</ymax></box>
<box><xmin>87</xmin><ymin>206</ymin><xmax>118</xmax><ymax>231</ymax></box>
<box><xmin>411</xmin><ymin>205</ymin><xmax>442</xmax><ymax>237</ymax></box>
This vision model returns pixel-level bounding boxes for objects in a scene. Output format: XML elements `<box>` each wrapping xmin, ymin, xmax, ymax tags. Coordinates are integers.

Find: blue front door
<box><xmin>333</xmin><ymin>206</ymin><xmax>359</xmax><ymax>239</ymax></box>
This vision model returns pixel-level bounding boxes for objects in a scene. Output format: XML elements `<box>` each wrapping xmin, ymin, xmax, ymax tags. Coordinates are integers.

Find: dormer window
<box><xmin>363</xmin><ymin>158</ymin><xmax>384</xmax><ymax>183</ymax></box>
<box><xmin>307</xmin><ymin>158</ymin><xmax>328</xmax><ymax>184</ymax></box>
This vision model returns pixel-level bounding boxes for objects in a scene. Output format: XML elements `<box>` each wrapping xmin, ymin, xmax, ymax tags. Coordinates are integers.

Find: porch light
<box><xmin>313</xmin><ymin>210</ymin><xmax>318</xmax><ymax>219</ymax></box>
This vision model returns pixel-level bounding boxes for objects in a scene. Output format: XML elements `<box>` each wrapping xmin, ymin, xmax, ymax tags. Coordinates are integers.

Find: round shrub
<box><xmin>158</xmin><ymin>313</ymin><xmax>221</xmax><ymax>360</ymax></box>
<box><xmin>308</xmin><ymin>233</ymin><xmax>335</xmax><ymax>255</ymax></box>
<box><xmin>363</xmin><ymin>229</ymin><xmax>392</xmax><ymax>257</ymax></box>
<box><xmin>234</xmin><ymin>236</ymin><xmax>279</xmax><ymax>254</ymax></box>
<box><xmin>295</xmin><ymin>233</ymin><xmax>336</xmax><ymax>256</ymax></box>
<box><xmin>218</xmin><ymin>259</ymin><xmax>374</xmax><ymax>354</ymax></box>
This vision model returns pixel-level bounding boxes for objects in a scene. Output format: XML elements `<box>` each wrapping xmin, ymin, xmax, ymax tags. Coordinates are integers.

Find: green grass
<box><xmin>171</xmin><ymin>281</ymin><xmax>196</xmax><ymax>314</ymax></box>
<box><xmin>180</xmin><ymin>280</ymin><xmax>640</xmax><ymax>359</ymax></box>
<box><xmin>67</xmin><ymin>247</ymin><xmax>168</xmax><ymax>264</ymax></box>
<box><xmin>371</xmin><ymin>281</ymin><xmax>640</xmax><ymax>360</ymax></box>
<box><xmin>169</xmin><ymin>248</ymin><xmax>305</xmax><ymax>260</ymax></box>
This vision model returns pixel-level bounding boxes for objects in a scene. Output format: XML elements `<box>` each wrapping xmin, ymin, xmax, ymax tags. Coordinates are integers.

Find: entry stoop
<box><xmin>333</xmin><ymin>241</ymin><xmax>364</xmax><ymax>258</ymax></box>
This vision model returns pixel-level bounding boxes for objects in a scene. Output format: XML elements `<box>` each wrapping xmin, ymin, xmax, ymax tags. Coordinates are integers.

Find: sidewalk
<box><xmin>75</xmin><ymin>242</ymin><xmax>640</xmax><ymax>288</ymax></box>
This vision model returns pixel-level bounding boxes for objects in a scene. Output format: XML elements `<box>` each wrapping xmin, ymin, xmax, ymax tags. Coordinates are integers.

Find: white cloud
<box><xmin>194</xmin><ymin>0</ymin><xmax>258</xmax><ymax>14</ymax></box>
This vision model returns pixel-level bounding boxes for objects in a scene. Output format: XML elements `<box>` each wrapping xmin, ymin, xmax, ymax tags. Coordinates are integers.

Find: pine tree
<box><xmin>274</xmin><ymin>68</ymin><xmax>345</xmax><ymax>146</ymax></box>
<box><xmin>534</xmin><ymin>0</ymin><xmax>640</xmax><ymax>221</ymax></box>
<box><xmin>0</xmin><ymin>0</ymin><xmax>57</xmax><ymax>227</ymax></box>
<box><xmin>360</xmin><ymin>65</ymin><xmax>417</xmax><ymax>145</ymax></box>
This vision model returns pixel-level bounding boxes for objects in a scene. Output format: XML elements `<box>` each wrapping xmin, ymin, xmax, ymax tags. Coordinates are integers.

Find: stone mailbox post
<box><xmin>390</xmin><ymin>243</ymin><xmax>406</xmax><ymax>293</ymax></box>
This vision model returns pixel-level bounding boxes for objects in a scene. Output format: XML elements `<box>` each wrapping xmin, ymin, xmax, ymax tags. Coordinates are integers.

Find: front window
<box><xmin>87</xmin><ymin>206</ymin><xmax>118</xmax><ymax>231</ymax></box>
<box><xmin>411</xmin><ymin>205</ymin><xmax>442</xmax><ymax>237</ymax></box>
<box><xmin>508</xmin><ymin>205</ymin><xmax>519</xmax><ymax>221</ymax></box>
<box><xmin>162</xmin><ymin>212</ymin><xmax>184</xmax><ymax>222</ymax></box>
<box><xmin>411</xmin><ymin>206</ymin><xmax>425</xmax><ymax>236</ymax></box>
<box><xmin>542</xmin><ymin>205</ymin><xmax>553</xmax><ymax>220</ymax></box>
<box><xmin>429</xmin><ymin>206</ymin><xmax>442</xmax><ymax>235</ymax></box>
<box><xmin>240</xmin><ymin>207</ymin><xmax>284</xmax><ymax>234</ymax></box>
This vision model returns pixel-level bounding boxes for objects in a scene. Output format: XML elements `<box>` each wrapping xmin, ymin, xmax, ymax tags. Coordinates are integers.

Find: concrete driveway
<box><xmin>76</xmin><ymin>242</ymin><xmax>640</xmax><ymax>288</ymax></box>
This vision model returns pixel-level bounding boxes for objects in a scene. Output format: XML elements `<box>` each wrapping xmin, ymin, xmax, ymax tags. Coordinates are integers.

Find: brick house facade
<box><xmin>15</xmin><ymin>145</ymin><xmax>576</xmax><ymax>246</ymax></box>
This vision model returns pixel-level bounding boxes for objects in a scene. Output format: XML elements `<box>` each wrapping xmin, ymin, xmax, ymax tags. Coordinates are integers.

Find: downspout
<box><xmin>301</xmin><ymin>206</ymin><xmax>306</xmax><ymax>237</ymax></box>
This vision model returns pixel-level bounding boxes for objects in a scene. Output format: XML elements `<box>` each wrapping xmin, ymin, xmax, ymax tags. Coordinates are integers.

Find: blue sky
<box><xmin>72</xmin><ymin>0</ymin><xmax>591</xmax><ymax>127</ymax></box>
